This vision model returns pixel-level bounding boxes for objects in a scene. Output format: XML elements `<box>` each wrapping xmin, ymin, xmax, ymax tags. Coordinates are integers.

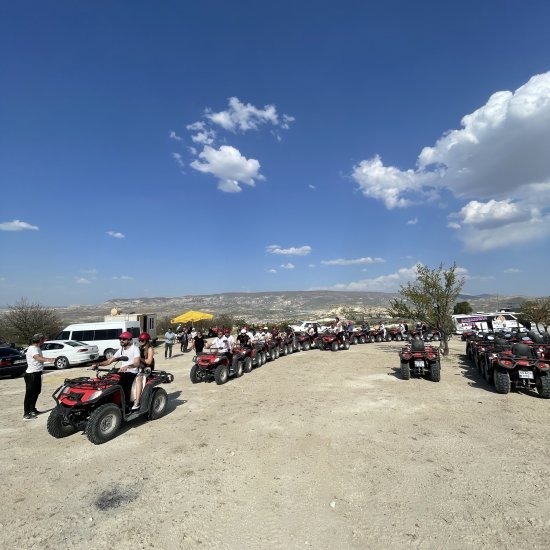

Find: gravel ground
<box><xmin>0</xmin><ymin>338</ymin><xmax>549</xmax><ymax>549</ymax></box>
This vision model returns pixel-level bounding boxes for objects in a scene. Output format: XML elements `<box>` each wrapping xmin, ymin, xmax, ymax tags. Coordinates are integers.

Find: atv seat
<box><xmin>411</xmin><ymin>339</ymin><xmax>425</xmax><ymax>352</ymax></box>
<box><xmin>511</xmin><ymin>343</ymin><xmax>535</xmax><ymax>359</ymax></box>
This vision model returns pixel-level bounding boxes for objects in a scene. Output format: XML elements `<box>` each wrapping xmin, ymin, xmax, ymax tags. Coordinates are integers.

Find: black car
<box><xmin>0</xmin><ymin>347</ymin><xmax>27</xmax><ymax>378</ymax></box>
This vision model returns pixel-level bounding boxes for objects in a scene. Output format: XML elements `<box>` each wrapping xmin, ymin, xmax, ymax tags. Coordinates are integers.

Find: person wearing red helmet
<box><xmin>135</xmin><ymin>332</ymin><xmax>155</xmax><ymax>410</ymax></box>
<box><xmin>95</xmin><ymin>331</ymin><xmax>142</xmax><ymax>408</ymax></box>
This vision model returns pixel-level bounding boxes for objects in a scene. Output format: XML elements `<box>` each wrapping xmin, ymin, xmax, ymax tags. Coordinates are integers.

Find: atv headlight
<box><xmin>62</xmin><ymin>386</ymin><xmax>71</xmax><ymax>394</ymax></box>
<box><xmin>88</xmin><ymin>390</ymin><xmax>103</xmax><ymax>401</ymax></box>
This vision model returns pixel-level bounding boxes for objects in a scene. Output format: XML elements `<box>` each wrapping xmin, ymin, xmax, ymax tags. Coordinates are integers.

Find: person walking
<box><xmin>192</xmin><ymin>330</ymin><xmax>206</xmax><ymax>355</ymax></box>
<box><xmin>164</xmin><ymin>327</ymin><xmax>176</xmax><ymax>359</ymax></box>
<box><xmin>179</xmin><ymin>329</ymin><xmax>188</xmax><ymax>353</ymax></box>
<box><xmin>23</xmin><ymin>334</ymin><xmax>56</xmax><ymax>420</ymax></box>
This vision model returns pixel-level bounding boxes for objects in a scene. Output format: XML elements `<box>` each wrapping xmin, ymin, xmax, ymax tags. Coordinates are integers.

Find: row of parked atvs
<box><xmin>465</xmin><ymin>330</ymin><xmax>550</xmax><ymax>398</ymax></box>
<box><xmin>190</xmin><ymin>330</ymin><xmax>355</xmax><ymax>385</ymax></box>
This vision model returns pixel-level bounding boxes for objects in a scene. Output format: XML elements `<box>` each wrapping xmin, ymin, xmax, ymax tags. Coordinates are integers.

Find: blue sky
<box><xmin>1</xmin><ymin>0</ymin><xmax>550</xmax><ymax>307</ymax></box>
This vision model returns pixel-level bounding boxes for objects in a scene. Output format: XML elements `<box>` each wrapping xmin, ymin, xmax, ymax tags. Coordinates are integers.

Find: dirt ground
<box><xmin>1</xmin><ymin>338</ymin><xmax>549</xmax><ymax>549</ymax></box>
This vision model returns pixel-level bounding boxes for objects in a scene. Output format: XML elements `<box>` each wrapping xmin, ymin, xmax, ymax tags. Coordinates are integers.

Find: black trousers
<box><xmin>24</xmin><ymin>372</ymin><xmax>42</xmax><ymax>415</ymax></box>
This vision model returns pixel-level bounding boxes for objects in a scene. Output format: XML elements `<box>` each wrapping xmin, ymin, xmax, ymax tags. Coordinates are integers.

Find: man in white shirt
<box><xmin>24</xmin><ymin>333</ymin><xmax>56</xmax><ymax>420</ymax></box>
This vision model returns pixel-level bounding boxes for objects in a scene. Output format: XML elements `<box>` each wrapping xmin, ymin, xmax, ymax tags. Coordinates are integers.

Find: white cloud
<box><xmin>407</xmin><ymin>218</ymin><xmax>418</xmax><ymax>225</ymax></box>
<box><xmin>172</xmin><ymin>152</ymin><xmax>185</xmax><ymax>169</ymax></box>
<box><xmin>266</xmin><ymin>244</ymin><xmax>312</xmax><ymax>256</ymax></box>
<box><xmin>107</xmin><ymin>231</ymin><xmax>125</xmax><ymax>239</ymax></box>
<box><xmin>308</xmin><ymin>264</ymin><xmax>316</xmax><ymax>268</ymax></box>
<box><xmin>76</xmin><ymin>277</ymin><xmax>91</xmax><ymax>284</ymax></box>
<box><xmin>325</xmin><ymin>265</ymin><xmax>419</xmax><ymax>292</ymax></box>
<box><xmin>454</xmin><ymin>199</ymin><xmax>532</xmax><ymax>229</ymax></box>
<box><xmin>280</xmin><ymin>263</ymin><xmax>295</xmax><ymax>270</ymax></box>
<box><xmin>267</xmin><ymin>269</ymin><xmax>277</xmax><ymax>274</ymax></box>
<box><xmin>190</xmin><ymin>145</ymin><xmax>263</xmax><ymax>193</ymax></box>
<box><xmin>0</xmin><ymin>220</ymin><xmax>39</xmax><ymax>231</ymax></box>
<box><xmin>186</xmin><ymin>121</ymin><xmax>215</xmax><ymax>145</ymax></box>
<box><xmin>169</xmin><ymin>130</ymin><xmax>182</xmax><ymax>141</ymax></box>
<box><xmin>309</xmin><ymin>184</ymin><xmax>316</xmax><ymax>190</ymax></box>
<box><xmin>321</xmin><ymin>256</ymin><xmax>385</xmax><ymax>266</ymax></box>
<box><xmin>205</xmin><ymin>97</ymin><xmax>294</xmax><ymax>133</ymax></box>
<box><xmin>504</xmin><ymin>268</ymin><xmax>522</xmax><ymax>273</ymax></box>
<box><xmin>447</xmin><ymin>222</ymin><xmax>461</xmax><ymax>229</ymax></box>
<box><xmin>112</xmin><ymin>275</ymin><xmax>134</xmax><ymax>280</ymax></box>
<box><xmin>80</xmin><ymin>269</ymin><xmax>98</xmax><ymax>275</ymax></box>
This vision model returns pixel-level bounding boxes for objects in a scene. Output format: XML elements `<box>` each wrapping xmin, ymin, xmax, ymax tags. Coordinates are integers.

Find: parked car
<box><xmin>0</xmin><ymin>347</ymin><xmax>27</xmax><ymax>377</ymax></box>
<box><xmin>40</xmin><ymin>340</ymin><xmax>100</xmax><ymax>370</ymax></box>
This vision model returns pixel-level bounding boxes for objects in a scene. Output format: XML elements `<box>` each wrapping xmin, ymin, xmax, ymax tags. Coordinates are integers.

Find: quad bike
<box><xmin>399</xmin><ymin>339</ymin><xmax>441</xmax><ymax>382</ymax></box>
<box><xmin>278</xmin><ymin>332</ymin><xmax>300</xmax><ymax>355</ymax></box>
<box><xmin>487</xmin><ymin>342</ymin><xmax>550</xmax><ymax>397</ymax></box>
<box><xmin>387</xmin><ymin>327</ymin><xmax>405</xmax><ymax>341</ymax></box>
<box><xmin>230</xmin><ymin>344</ymin><xmax>262</xmax><ymax>373</ymax></box>
<box><xmin>296</xmin><ymin>331</ymin><xmax>317</xmax><ymax>351</ymax></box>
<box><xmin>190</xmin><ymin>347</ymin><xmax>243</xmax><ymax>385</ymax></box>
<box><xmin>47</xmin><ymin>357</ymin><xmax>174</xmax><ymax>445</ymax></box>
<box><xmin>318</xmin><ymin>330</ymin><xmax>350</xmax><ymax>351</ymax></box>
<box><xmin>345</xmin><ymin>330</ymin><xmax>360</xmax><ymax>345</ymax></box>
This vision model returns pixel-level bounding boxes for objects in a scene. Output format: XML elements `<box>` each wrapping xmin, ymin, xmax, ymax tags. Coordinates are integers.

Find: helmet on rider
<box><xmin>224</xmin><ymin>328</ymin><xmax>230</xmax><ymax>335</ymax></box>
<box><xmin>139</xmin><ymin>332</ymin><xmax>151</xmax><ymax>342</ymax></box>
<box><xmin>119</xmin><ymin>331</ymin><xmax>132</xmax><ymax>340</ymax></box>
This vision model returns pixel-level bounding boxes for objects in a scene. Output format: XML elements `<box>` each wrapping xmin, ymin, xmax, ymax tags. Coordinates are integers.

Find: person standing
<box><xmin>179</xmin><ymin>329</ymin><xmax>188</xmax><ymax>353</ymax></box>
<box><xmin>23</xmin><ymin>334</ymin><xmax>55</xmax><ymax>420</ymax></box>
<box><xmin>192</xmin><ymin>330</ymin><xmax>206</xmax><ymax>354</ymax></box>
<box><xmin>164</xmin><ymin>327</ymin><xmax>176</xmax><ymax>359</ymax></box>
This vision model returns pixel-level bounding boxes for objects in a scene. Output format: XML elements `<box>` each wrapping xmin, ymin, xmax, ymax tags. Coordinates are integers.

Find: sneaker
<box><xmin>32</xmin><ymin>409</ymin><xmax>41</xmax><ymax>415</ymax></box>
<box><xmin>23</xmin><ymin>414</ymin><xmax>37</xmax><ymax>421</ymax></box>
<box><xmin>131</xmin><ymin>402</ymin><xmax>141</xmax><ymax>410</ymax></box>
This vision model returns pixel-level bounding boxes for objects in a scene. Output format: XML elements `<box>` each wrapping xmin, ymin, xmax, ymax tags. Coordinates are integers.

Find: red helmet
<box><xmin>139</xmin><ymin>332</ymin><xmax>151</xmax><ymax>342</ymax></box>
<box><xmin>224</xmin><ymin>328</ymin><xmax>230</xmax><ymax>334</ymax></box>
<box><xmin>119</xmin><ymin>331</ymin><xmax>133</xmax><ymax>340</ymax></box>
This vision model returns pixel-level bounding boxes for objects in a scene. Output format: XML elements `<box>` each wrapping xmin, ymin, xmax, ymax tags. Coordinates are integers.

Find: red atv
<box><xmin>318</xmin><ymin>330</ymin><xmax>350</xmax><ymax>351</ymax></box>
<box><xmin>190</xmin><ymin>347</ymin><xmax>244</xmax><ymax>385</ymax></box>
<box><xmin>47</xmin><ymin>358</ymin><xmax>174</xmax><ymax>444</ymax></box>
<box><xmin>295</xmin><ymin>331</ymin><xmax>316</xmax><ymax>351</ymax></box>
<box><xmin>489</xmin><ymin>342</ymin><xmax>550</xmax><ymax>397</ymax></box>
<box><xmin>399</xmin><ymin>339</ymin><xmax>441</xmax><ymax>381</ymax></box>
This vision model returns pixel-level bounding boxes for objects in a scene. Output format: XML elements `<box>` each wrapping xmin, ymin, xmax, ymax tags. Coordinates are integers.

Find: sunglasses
<box><xmin>119</xmin><ymin>338</ymin><xmax>130</xmax><ymax>341</ymax></box>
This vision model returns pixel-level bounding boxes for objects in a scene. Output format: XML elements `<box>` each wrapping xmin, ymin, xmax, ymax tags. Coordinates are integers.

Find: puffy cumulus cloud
<box><xmin>280</xmin><ymin>263</ymin><xmax>295</xmax><ymax>270</ymax></box>
<box><xmin>205</xmin><ymin>97</ymin><xmax>294</xmax><ymax>133</ymax></box>
<box><xmin>172</xmin><ymin>152</ymin><xmax>185</xmax><ymax>169</ymax></box>
<box><xmin>169</xmin><ymin>130</ymin><xmax>182</xmax><ymax>141</ymax></box>
<box><xmin>351</xmin><ymin>72</ymin><xmax>550</xmax><ymax>224</ymax></box>
<box><xmin>0</xmin><ymin>219</ymin><xmax>39</xmax><ymax>231</ymax></box>
<box><xmin>190</xmin><ymin>145</ymin><xmax>264</xmax><ymax>193</ymax></box>
<box><xmin>267</xmin><ymin>268</ymin><xmax>277</xmax><ymax>274</ymax></box>
<box><xmin>448</xmin><ymin>198</ymin><xmax>550</xmax><ymax>251</ymax></box>
<box><xmin>266</xmin><ymin>244</ymin><xmax>312</xmax><ymax>256</ymax></box>
<box><xmin>107</xmin><ymin>231</ymin><xmax>125</xmax><ymax>239</ymax></box>
<box><xmin>325</xmin><ymin>265</ymin><xmax>419</xmax><ymax>292</ymax></box>
<box><xmin>321</xmin><ymin>256</ymin><xmax>385</xmax><ymax>266</ymax></box>
<box><xmin>186</xmin><ymin>121</ymin><xmax>215</xmax><ymax>145</ymax></box>
<box><xmin>351</xmin><ymin>155</ymin><xmax>438</xmax><ymax>209</ymax></box>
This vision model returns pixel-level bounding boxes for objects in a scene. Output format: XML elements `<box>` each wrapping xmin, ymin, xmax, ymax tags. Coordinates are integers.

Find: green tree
<box><xmin>1</xmin><ymin>297</ymin><xmax>62</xmax><ymax>346</ymax></box>
<box><xmin>453</xmin><ymin>301</ymin><xmax>473</xmax><ymax>315</ymax></box>
<box><xmin>520</xmin><ymin>297</ymin><xmax>550</xmax><ymax>333</ymax></box>
<box><xmin>388</xmin><ymin>263</ymin><xmax>465</xmax><ymax>356</ymax></box>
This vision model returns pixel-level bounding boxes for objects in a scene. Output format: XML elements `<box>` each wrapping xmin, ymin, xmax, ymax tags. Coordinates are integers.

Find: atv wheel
<box><xmin>302</xmin><ymin>341</ymin><xmax>310</xmax><ymax>351</ymax></box>
<box><xmin>274</xmin><ymin>346</ymin><xmax>280</xmax><ymax>359</ymax></box>
<box><xmin>494</xmin><ymin>368</ymin><xmax>511</xmax><ymax>394</ymax></box>
<box><xmin>261</xmin><ymin>351</ymin><xmax>268</xmax><ymax>364</ymax></box>
<box><xmin>350</xmin><ymin>336</ymin><xmax>357</xmax><ymax>345</ymax></box>
<box><xmin>331</xmin><ymin>341</ymin><xmax>339</xmax><ymax>352</ymax></box>
<box><xmin>430</xmin><ymin>361</ymin><xmax>441</xmax><ymax>382</ymax></box>
<box><xmin>535</xmin><ymin>374</ymin><xmax>550</xmax><ymax>398</ymax></box>
<box><xmin>375</xmin><ymin>335</ymin><xmax>382</xmax><ymax>342</ymax></box>
<box><xmin>214</xmin><ymin>364</ymin><xmax>229</xmax><ymax>385</ymax></box>
<box><xmin>243</xmin><ymin>357</ymin><xmax>253</xmax><ymax>373</ymax></box>
<box><xmin>369</xmin><ymin>335</ymin><xmax>375</xmax><ymax>343</ymax></box>
<box><xmin>149</xmin><ymin>388</ymin><xmax>168</xmax><ymax>420</ymax></box>
<box><xmin>401</xmin><ymin>362</ymin><xmax>411</xmax><ymax>380</ymax></box>
<box><xmin>54</xmin><ymin>356</ymin><xmax>70</xmax><ymax>370</ymax></box>
<box><xmin>285</xmin><ymin>345</ymin><xmax>291</xmax><ymax>356</ymax></box>
<box><xmin>85</xmin><ymin>403</ymin><xmax>122</xmax><ymax>445</ymax></box>
<box><xmin>344</xmin><ymin>340</ymin><xmax>350</xmax><ymax>350</ymax></box>
<box><xmin>385</xmin><ymin>335</ymin><xmax>392</xmax><ymax>342</ymax></box>
<box><xmin>359</xmin><ymin>336</ymin><xmax>366</xmax><ymax>344</ymax></box>
<box><xmin>432</xmin><ymin>334</ymin><xmax>440</xmax><ymax>341</ymax></box>
<box><xmin>47</xmin><ymin>407</ymin><xmax>77</xmax><ymax>438</ymax></box>
<box><xmin>234</xmin><ymin>359</ymin><xmax>244</xmax><ymax>378</ymax></box>
<box><xmin>396</xmin><ymin>334</ymin><xmax>403</xmax><ymax>341</ymax></box>
<box><xmin>190</xmin><ymin>364</ymin><xmax>202</xmax><ymax>384</ymax></box>
<box><xmin>103</xmin><ymin>348</ymin><xmax>115</xmax><ymax>360</ymax></box>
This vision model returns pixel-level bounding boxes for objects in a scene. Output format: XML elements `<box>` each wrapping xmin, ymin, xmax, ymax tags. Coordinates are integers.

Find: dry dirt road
<box><xmin>1</xmin><ymin>338</ymin><xmax>549</xmax><ymax>549</ymax></box>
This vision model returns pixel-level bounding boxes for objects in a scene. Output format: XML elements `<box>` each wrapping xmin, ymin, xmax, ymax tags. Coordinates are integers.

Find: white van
<box><xmin>56</xmin><ymin>321</ymin><xmax>141</xmax><ymax>359</ymax></box>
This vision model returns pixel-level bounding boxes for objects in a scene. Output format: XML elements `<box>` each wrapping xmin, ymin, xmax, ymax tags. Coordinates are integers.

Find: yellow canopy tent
<box><xmin>171</xmin><ymin>310</ymin><xmax>214</xmax><ymax>324</ymax></box>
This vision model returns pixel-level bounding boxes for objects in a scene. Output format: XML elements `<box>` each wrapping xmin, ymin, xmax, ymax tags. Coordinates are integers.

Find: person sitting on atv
<box><xmin>94</xmin><ymin>331</ymin><xmax>143</xmax><ymax>410</ymax></box>
<box><xmin>379</xmin><ymin>322</ymin><xmax>386</xmax><ymax>340</ymax></box>
<box><xmin>237</xmin><ymin>328</ymin><xmax>251</xmax><ymax>347</ymax></box>
<box><xmin>334</xmin><ymin>317</ymin><xmax>345</xmax><ymax>344</ymax></box>
<box><xmin>136</xmin><ymin>332</ymin><xmax>155</xmax><ymax>410</ymax></box>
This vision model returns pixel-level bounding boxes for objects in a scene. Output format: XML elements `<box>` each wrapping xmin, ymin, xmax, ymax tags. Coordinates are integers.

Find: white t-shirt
<box><xmin>25</xmin><ymin>345</ymin><xmax>47</xmax><ymax>373</ymax></box>
<box><xmin>335</xmin><ymin>321</ymin><xmax>343</xmax><ymax>333</ymax></box>
<box><xmin>114</xmin><ymin>344</ymin><xmax>141</xmax><ymax>374</ymax></box>
<box><xmin>212</xmin><ymin>336</ymin><xmax>229</xmax><ymax>351</ymax></box>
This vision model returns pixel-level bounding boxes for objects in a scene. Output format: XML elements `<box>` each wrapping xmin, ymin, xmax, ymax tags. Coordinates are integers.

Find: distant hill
<box><xmin>50</xmin><ymin>291</ymin><xmax>532</xmax><ymax>325</ymax></box>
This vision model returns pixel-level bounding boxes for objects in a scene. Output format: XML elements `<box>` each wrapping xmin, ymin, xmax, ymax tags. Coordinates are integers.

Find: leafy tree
<box><xmin>1</xmin><ymin>297</ymin><xmax>62</xmax><ymax>346</ymax></box>
<box><xmin>388</xmin><ymin>263</ymin><xmax>465</xmax><ymax>356</ymax></box>
<box><xmin>453</xmin><ymin>301</ymin><xmax>473</xmax><ymax>315</ymax></box>
<box><xmin>520</xmin><ymin>297</ymin><xmax>550</xmax><ymax>333</ymax></box>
